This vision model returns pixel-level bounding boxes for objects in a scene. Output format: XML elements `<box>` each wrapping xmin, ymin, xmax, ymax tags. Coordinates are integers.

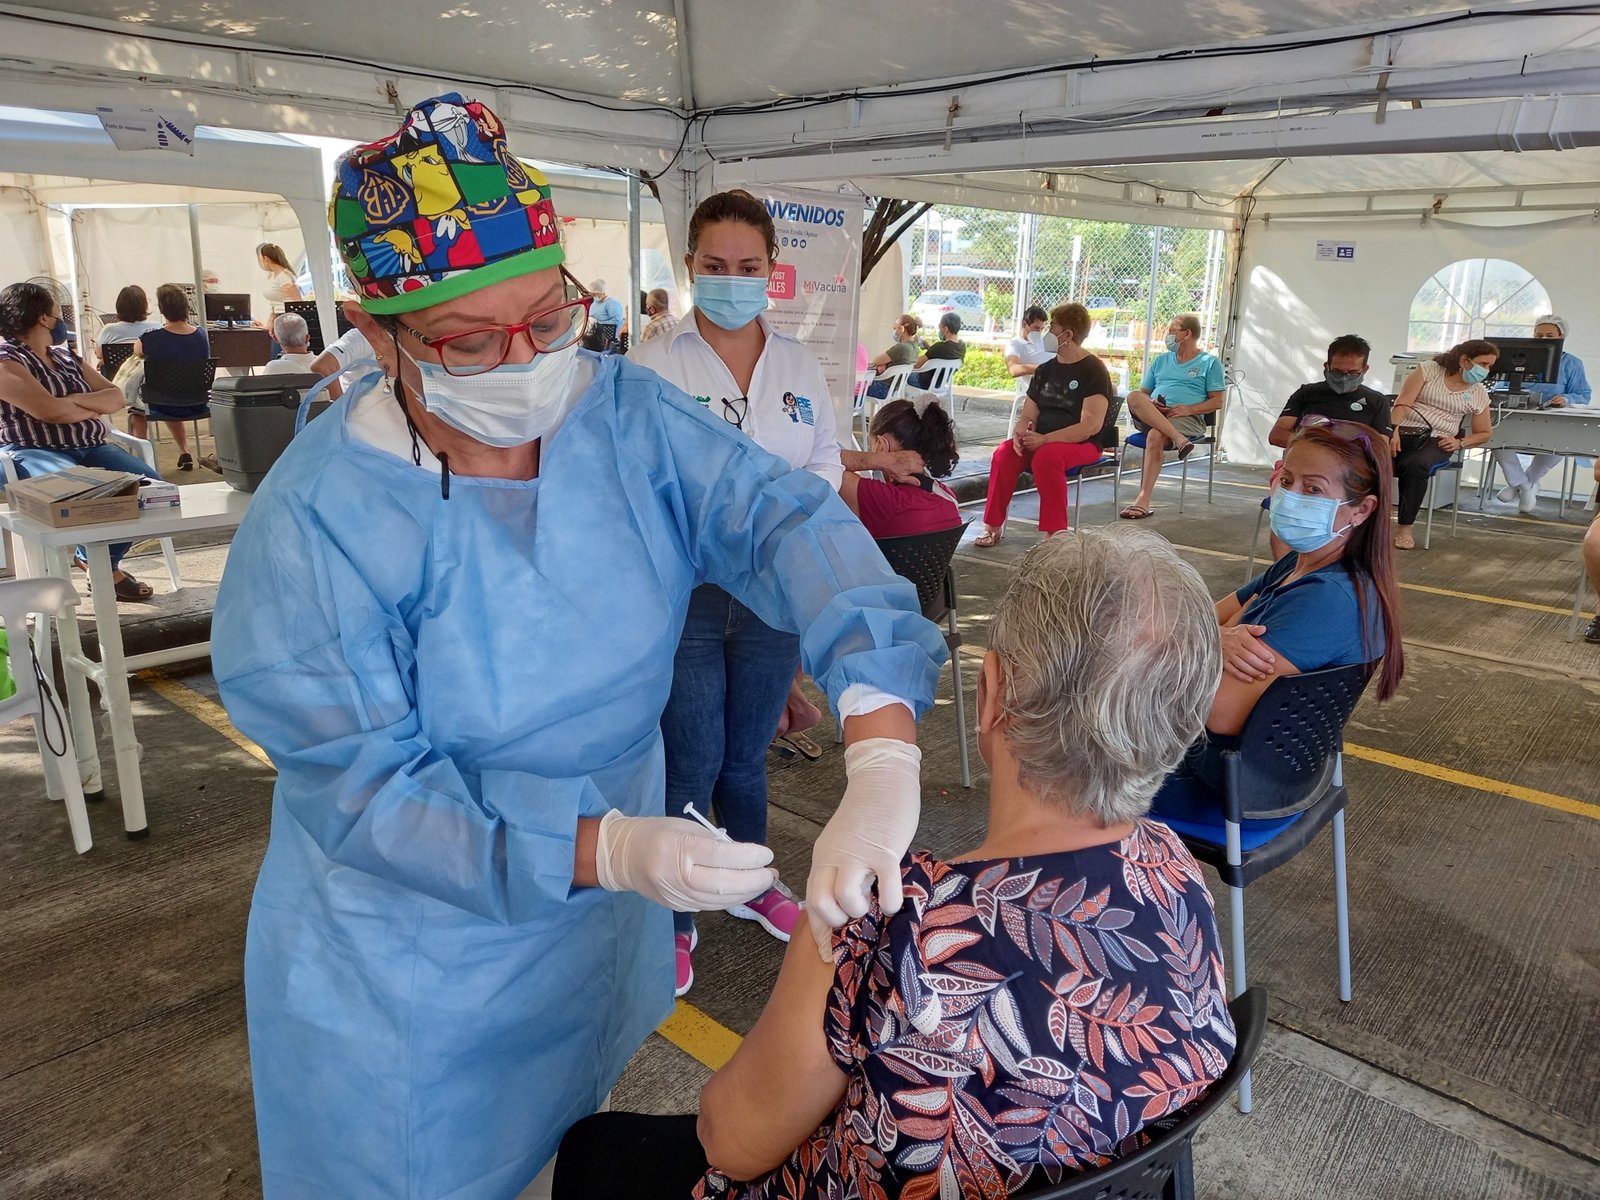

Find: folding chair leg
<box><xmin>1164</xmin><ymin>1141</ymin><xmax>1197</xmax><ymax>1200</ymax></box>
<box><xmin>1451</xmin><ymin>469</ymin><xmax>1463</xmax><ymax>538</ymax></box>
<box><xmin>1178</xmin><ymin>457</ymin><xmax>1190</xmax><ymax>513</ymax></box>
<box><xmin>1333</xmin><ymin>808</ymin><xmax>1352</xmax><ymax>1003</ymax></box>
<box><xmin>161</xmin><ymin>538</ymin><xmax>182</xmax><ymax>591</ymax></box>
<box><xmin>1570</xmin><ymin>558</ymin><xmax>1589</xmax><ymax>643</ymax></box>
<box><xmin>1225</xmin><ymin>813</ymin><xmax>1252</xmax><ymax>1113</ymax></box>
<box><xmin>1207</xmin><ymin>453</ymin><xmax>1216</xmax><ymax>505</ymax></box>
<box><xmin>1245</xmin><ymin>505</ymin><xmax>1267</xmax><ymax>584</ymax></box>
<box><xmin>949</xmin><ymin>626</ymin><xmax>971</xmax><ymax>790</ymax></box>
<box><xmin>1423</xmin><ymin>475</ymin><xmax>1436</xmax><ymax>550</ymax></box>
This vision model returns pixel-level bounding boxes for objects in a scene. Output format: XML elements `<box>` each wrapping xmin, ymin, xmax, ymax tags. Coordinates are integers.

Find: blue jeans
<box><xmin>661</xmin><ymin>585</ymin><xmax>800</xmax><ymax>935</ymax></box>
<box><xmin>2</xmin><ymin>441</ymin><xmax>164</xmax><ymax>571</ymax></box>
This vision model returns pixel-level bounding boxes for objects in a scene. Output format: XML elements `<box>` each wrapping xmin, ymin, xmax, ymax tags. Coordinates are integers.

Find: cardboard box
<box><xmin>6</xmin><ymin>468</ymin><xmax>142</xmax><ymax>529</ymax></box>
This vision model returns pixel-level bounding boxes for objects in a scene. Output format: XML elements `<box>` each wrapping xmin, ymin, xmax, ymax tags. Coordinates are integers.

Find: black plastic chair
<box><xmin>1017</xmin><ymin>987</ymin><xmax>1269</xmax><ymax>1200</ymax></box>
<box><xmin>873</xmin><ymin>521</ymin><xmax>973</xmax><ymax>787</ymax></box>
<box><xmin>143</xmin><ymin>356</ymin><xmax>218</xmax><ymax>453</ymax></box>
<box><xmin>1158</xmin><ymin>662</ymin><xmax>1374</xmax><ymax>1112</ymax></box>
<box><xmin>99</xmin><ymin>341</ymin><xmax>135</xmax><ymax>378</ymax></box>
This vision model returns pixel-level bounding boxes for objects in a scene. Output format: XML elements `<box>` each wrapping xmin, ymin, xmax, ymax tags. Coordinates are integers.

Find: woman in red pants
<box><xmin>976</xmin><ymin>302</ymin><xmax>1116</xmax><ymax>546</ymax></box>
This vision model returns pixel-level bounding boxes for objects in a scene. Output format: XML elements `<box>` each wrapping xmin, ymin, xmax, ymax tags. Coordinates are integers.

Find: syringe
<box><xmin>682</xmin><ymin>802</ymin><xmax>732</xmax><ymax>842</ymax></box>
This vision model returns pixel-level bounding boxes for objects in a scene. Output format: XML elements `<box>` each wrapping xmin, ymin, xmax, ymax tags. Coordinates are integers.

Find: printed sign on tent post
<box><xmin>754</xmin><ymin>186</ymin><xmax>864</xmax><ymax>443</ymax></box>
<box><xmin>95</xmin><ymin>106</ymin><xmax>197</xmax><ymax>155</ymax></box>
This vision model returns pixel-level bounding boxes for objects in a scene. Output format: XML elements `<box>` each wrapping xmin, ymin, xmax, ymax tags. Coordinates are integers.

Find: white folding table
<box><xmin>0</xmin><ymin>481</ymin><xmax>251</xmax><ymax>837</ymax></box>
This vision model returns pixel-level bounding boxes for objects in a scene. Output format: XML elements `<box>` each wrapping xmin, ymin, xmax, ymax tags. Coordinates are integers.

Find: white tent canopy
<box><xmin>2</xmin><ymin>3</ymin><xmax>1596</xmax><ymax>464</ymax></box>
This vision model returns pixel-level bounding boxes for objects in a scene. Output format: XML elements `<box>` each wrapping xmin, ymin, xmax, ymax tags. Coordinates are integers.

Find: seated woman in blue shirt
<box><xmin>131</xmin><ymin>282</ymin><xmax>211</xmax><ymax>470</ymax></box>
<box><xmin>1152</xmin><ymin>418</ymin><xmax>1405</xmax><ymax>819</ymax></box>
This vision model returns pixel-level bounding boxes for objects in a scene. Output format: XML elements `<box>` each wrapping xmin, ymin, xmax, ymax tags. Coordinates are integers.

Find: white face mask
<box><xmin>408</xmin><ymin>342</ymin><xmax>582</xmax><ymax>448</ymax></box>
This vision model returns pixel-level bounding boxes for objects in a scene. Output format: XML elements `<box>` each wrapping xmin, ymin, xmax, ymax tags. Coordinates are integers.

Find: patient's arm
<box><xmin>1207</xmin><ymin>649</ymin><xmax>1301</xmax><ymax>737</ymax></box>
<box><xmin>697</xmin><ymin>920</ymin><xmax>849</xmax><ymax>1181</ymax></box>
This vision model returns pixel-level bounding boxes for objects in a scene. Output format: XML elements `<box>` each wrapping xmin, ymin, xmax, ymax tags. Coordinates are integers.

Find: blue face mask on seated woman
<box><xmin>1269</xmin><ymin>486</ymin><xmax>1356</xmax><ymax>552</ymax></box>
<box><xmin>1462</xmin><ymin>363</ymin><xmax>1490</xmax><ymax>385</ymax></box>
<box><xmin>693</xmin><ymin>275</ymin><xmax>769</xmax><ymax>331</ymax></box>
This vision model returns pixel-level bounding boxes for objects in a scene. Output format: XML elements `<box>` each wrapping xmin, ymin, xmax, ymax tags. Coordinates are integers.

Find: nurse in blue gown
<box><xmin>211</xmin><ymin>95</ymin><xmax>946</xmax><ymax>1199</ymax></box>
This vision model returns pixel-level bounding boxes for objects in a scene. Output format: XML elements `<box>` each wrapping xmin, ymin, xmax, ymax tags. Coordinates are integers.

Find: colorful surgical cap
<box><xmin>330</xmin><ymin>93</ymin><xmax>565</xmax><ymax>314</ymax></box>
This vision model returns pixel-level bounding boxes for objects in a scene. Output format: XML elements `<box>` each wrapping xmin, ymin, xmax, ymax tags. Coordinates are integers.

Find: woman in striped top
<box><xmin>0</xmin><ymin>280</ymin><xmax>164</xmax><ymax>600</ymax></box>
<box><xmin>1388</xmin><ymin>338</ymin><xmax>1496</xmax><ymax>551</ymax></box>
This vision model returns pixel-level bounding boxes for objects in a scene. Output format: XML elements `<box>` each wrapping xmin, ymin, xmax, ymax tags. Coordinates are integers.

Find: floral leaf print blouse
<box><xmin>696</xmin><ymin>820</ymin><xmax>1235</xmax><ymax>1200</ymax></box>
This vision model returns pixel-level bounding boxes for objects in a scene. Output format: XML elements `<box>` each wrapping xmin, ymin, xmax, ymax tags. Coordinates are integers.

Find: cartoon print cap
<box><xmin>329</xmin><ymin>93</ymin><xmax>565</xmax><ymax>314</ymax></box>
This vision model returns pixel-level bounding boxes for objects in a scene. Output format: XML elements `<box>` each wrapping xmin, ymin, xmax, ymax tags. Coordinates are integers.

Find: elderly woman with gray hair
<box><xmin>553</xmin><ymin>527</ymin><xmax>1238</xmax><ymax>1200</ymax></box>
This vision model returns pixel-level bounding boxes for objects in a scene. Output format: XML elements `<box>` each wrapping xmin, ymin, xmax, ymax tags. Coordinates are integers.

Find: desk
<box><xmin>0</xmin><ymin>482</ymin><xmax>251</xmax><ymax>837</ymax></box>
<box><xmin>208</xmin><ymin>327</ymin><xmax>273</xmax><ymax>370</ymax></box>
<box><xmin>1486</xmin><ymin>407</ymin><xmax>1600</xmax><ymax>457</ymax></box>
<box><xmin>1486</xmin><ymin>408</ymin><xmax>1600</xmax><ymax>514</ymax></box>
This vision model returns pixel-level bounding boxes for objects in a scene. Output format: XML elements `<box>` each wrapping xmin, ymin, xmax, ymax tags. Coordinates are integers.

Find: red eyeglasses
<box><xmin>398</xmin><ymin>297</ymin><xmax>592</xmax><ymax>377</ymax></box>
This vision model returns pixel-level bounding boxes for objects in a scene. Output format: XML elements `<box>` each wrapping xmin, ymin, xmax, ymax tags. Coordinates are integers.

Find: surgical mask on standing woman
<box><xmin>408</xmin><ymin>342</ymin><xmax>582</xmax><ymax>448</ymax></box>
<box><xmin>693</xmin><ymin>275</ymin><xmax>769</xmax><ymax>331</ymax></box>
<box><xmin>1269</xmin><ymin>485</ymin><xmax>1353</xmax><ymax>553</ymax></box>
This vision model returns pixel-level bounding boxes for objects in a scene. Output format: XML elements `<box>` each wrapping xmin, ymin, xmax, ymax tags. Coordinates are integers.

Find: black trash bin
<box><xmin>210</xmin><ymin>372</ymin><xmax>330</xmax><ymax>492</ymax></box>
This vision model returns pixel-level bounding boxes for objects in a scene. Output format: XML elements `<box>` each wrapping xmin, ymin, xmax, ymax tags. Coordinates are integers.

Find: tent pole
<box><xmin>187</xmin><ymin>203</ymin><xmax>206</xmax><ymax>324</ymax></box>
<box><xmin>1142</xmin><ymin>226</ymin><xmax>1161</xmax><ymax>374</ymax></box>
<box><xmin>628</xmin><ymin>170</ymin><xmax>642</xmax><ymax>347</ymax></box>
<box><xmin>289</xmin><ymin>198</ymin><xmax>338</xmax><ymax>348</ymax></box>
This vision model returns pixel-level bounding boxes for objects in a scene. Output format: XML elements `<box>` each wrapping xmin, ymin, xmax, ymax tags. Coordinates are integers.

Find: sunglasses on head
<box><xmin>1297</xmin><ymin>414</ymin><xmax>1381</xmax><ymax>466</ymax></box>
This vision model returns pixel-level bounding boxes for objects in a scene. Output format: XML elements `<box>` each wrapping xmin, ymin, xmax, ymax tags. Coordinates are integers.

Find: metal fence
<box><xmin>905</xmin><ymin>206</ymin><xmax>1229</xmax><ymax>392</ymax></box>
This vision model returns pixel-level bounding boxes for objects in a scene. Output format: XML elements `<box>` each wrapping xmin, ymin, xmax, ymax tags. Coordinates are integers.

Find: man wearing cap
<box><xmin>587</xmin><ymin>278</ymin><xmax>626</xmax><ymax>346</ymax></box>
<box><xmin>211</xmin><ymin>93</ymin><xmax>944</xmax><ymax>1200</ymax></box>
<box><xmin>1491</xmin><ymin>312</ymin><xmax>1591</xmax><ymax>512</ymax></box>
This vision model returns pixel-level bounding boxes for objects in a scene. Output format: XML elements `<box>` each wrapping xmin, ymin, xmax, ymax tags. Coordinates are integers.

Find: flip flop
<box><xmin>1119</xmin><ymin>505</ymin><xmax>1154</xmax><ymax>520</ymax></box>
<box><xmin>1176</xmin><ymin>441</ymin><xmax>1196</xmax><ymax>460</ymax></box>
<box><xmin>1392</xmin><ymin>536</ymin><xmax>1417</xmax><ymax>551</ymax></box>
<box><xmin>778</xmin><ymin>732</ymin><xmax>824</xmax><ymax>761</ymax></box>
<box><xmin>974</xmin><ymin>528</ymin><xmax>1004</xmax><ymax>548</ymax></box>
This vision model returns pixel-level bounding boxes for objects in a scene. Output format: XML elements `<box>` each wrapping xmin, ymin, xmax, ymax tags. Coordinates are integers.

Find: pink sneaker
<box><xmin>675</xmin><ymin>927</ymin><xmax>697</xmax><ymax>997</ymax></box>
<box><xmin>728</xmin><ymin>882</ymin><xmax>800</xmax><ymax>942</ymax></box>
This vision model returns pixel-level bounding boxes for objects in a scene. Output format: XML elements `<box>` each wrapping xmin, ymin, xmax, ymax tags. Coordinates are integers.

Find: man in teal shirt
<box><xmin>1120</xmin><ymin>312</ymin><xmax>1225</xmax><ymax>519</ymax></box>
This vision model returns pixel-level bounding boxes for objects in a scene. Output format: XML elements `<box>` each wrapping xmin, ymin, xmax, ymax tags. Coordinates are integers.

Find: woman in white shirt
<box><xmin>1389</xmin><ymin>338</ymin><xmax>1496</xmax><ymax>550</ymax></box>
<box><xmin>256</xmin><ymin>242</ymin><xmax>302</xmax><ymax>319</ymax></box>
<box><xmin>632</xmin><ymin>190</ymin><xmax>856</xmax><ymax>996</ymax></box>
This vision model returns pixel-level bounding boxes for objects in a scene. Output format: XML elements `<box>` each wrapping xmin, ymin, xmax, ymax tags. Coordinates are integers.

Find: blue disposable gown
<box><xmin>211</xmin><ymin>354</ymin><xmax>946</xmax><ymax>1200</ymax></box>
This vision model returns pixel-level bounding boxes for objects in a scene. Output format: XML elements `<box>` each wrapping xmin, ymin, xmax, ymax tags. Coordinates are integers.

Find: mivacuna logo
<box><xmin>764</xmin><ymin>199</ymin><xmax>847</xmax><ymax>227</ymax></box>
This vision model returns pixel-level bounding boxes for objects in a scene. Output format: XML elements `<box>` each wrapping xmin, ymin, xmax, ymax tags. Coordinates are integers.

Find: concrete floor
<box><xmin>2</xmin><ymin>417</ymin><xmax>1598</xmax><ymax>1199</ymax></box>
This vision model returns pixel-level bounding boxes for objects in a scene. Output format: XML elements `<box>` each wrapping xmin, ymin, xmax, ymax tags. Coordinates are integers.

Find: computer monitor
<box><xmin>1488</xmin><ymin>336</ymin><xmax>1562</xmax><ymax>395</ymax></box>
<box><xmin>205</xmin><ymin>292</ymin><xmax>252</xmax><ymax>325</ymax></box>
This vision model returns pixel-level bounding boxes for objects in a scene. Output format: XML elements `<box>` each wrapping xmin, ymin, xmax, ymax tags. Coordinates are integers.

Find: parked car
<box><xmin>1083</xmin><ymin>295</ymin><xmax>1122</xmax><ymax>310</ymax></box>
<box><xmin>911</xmin><ymin>289</ymin><xmax>985</xmax><ymax>333</ymax></box>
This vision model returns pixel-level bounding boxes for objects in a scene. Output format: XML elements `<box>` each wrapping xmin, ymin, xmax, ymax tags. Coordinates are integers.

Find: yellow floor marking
<box><xmin>1342</xmin><ymin>743</ymin><xmax>1600</xmax><ymax>822</ymax></box>
<box><xmin>657</xmin><ymin>999</ymin><xmax>743</xmax><ymax>1070</ymax></box>
<box><xmin>142</xmin><ymin>673</ymin><xmax>273</xmax><ymax>768</ymax></box>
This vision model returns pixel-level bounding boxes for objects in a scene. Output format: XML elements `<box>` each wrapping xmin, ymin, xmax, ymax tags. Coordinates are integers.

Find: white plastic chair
<box><xmin>916</xmin><ymin>361</ymin><xmax>959</xmax><ymax>409</ymax></box>
<box><xmin>0</xmin><ymin>575</ymin><xmax>93</xmax><ymax>853</ymax></box>
<box><xmin>851</xmin><ymin>368</ymin><xmax>875</xmax><ymax>446</ymax></box>
<box><xmin>864</xmin><ymin>363</ymin><xmax>916</xmax><ymax>431</ymax></box>
<box><xmin>0</xmin><ymin>437</ymin><xmax>180</xmax><ymax>591</ymax></box>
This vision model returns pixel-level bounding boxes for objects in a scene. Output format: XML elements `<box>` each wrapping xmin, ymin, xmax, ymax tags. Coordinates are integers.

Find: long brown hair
<box><xmin>1286</xmin><ymin>423</ymin><xmax>1405</xmax><ymax>701</ymax></box>
<box><xmin>686</xmin><ymin>190</ymin><xmax>778</xmax><ymax>262</ymax></box>
<box><xmin>1431</xmin><ymin>338</ymin><xmax>1497</xmax><ymax>376</ymax></box>
<box><xmin>256</xmin><ymin>242</ymin><xmax>292</xmax><ymax>271</ymax></box>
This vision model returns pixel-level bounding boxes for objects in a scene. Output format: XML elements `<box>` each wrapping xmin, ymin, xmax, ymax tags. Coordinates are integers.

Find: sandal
<box><xmin>1176</xmin><ymin>440</ymin><xmax>1196</xmax><ymax>460</ymax></box>
<box><xmin>112</xmin><ymin>571</ymin><xmax>154</xmax><ymax>602</ymax></box>
<box><xmin>1392</xmin><ymin>534</ymin><xmax>1417</xmax><ymax>551</ymax></box>
<box><xmin>1119</xmin><ymin>505</ymin><xmax>1154</xmax><ymax>520</ymax></box>
<box><xmin>973</xmin><ymin>527</ymin><xmax>1004</xmax><ymax>548</ymax></box>
<box><xmin>775</xmin><ymin>733</ymin><xmax>824</xmax><ymax>761</ymax></box>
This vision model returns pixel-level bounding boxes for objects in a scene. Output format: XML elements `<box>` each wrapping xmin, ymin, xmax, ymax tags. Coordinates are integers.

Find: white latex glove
<box><xmin>806</xmin><ymin>738</ymin><xmax>922</xmax><ymax>958</ymax></box>
<box><xmin>593</xmin><ymin>809</ymin><xmax>776</xmax><ymax>911</ymax></box>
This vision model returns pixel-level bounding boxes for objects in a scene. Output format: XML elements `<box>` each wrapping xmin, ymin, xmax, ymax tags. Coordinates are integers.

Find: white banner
<box><xmin>95</xmin><ymin>106</ymin><xmax>197</xmax><ymax>155</ymax></box>
<box><xmin>755</xmin><ymin>186</ymin><xmax>863</xmax><ymax>442</ymax></box>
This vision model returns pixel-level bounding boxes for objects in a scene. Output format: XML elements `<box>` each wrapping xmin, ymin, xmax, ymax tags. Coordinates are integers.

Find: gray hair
<box><xmin>646</xmin><ymin>287</ymin><xmax>670</xmax><ymax>312</ymax></box>
<box><xmin>273</xmin><ymin>312</ymin><xmax>310</xmax><ymax>350</ymax></box>
<box><xmin>1535</xmin><ymin>313</ymin><xmax>1567</xmax><ymax>337</ymax></box>
<box><xmin>989</xmin><ymin>527</ymin><xmax>1221</xmax><ymax>825</ymax></box>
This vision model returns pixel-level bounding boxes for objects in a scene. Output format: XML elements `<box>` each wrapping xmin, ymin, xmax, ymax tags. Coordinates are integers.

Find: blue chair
<box><xmin>1112</xmin><ymin>408</ymin><xmax>1220</xmax><ymax>515</ymax></box>
<box><xmin>1155</xmin><ymin>661</ymin><xmax>1375</xmax><ymax>1112</ymax></box>
<box><xmin>1243</xmin><ymin>495</ymin><xmax>1273</xmax><ymax>583</ymax></box>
